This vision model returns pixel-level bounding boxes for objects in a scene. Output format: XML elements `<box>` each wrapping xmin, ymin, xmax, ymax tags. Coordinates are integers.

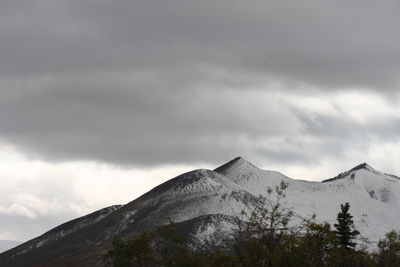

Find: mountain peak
<box><xmin>350</xmin><ymin>163</ymin><xmax>375</xmax><ymax>172</ymax></box>
<box><xmin>214</xmin><ymin>157</ymin><xmax>256</xmax><ymax>175</ymax></box>
<box><xmin>322</xmin><ymin>162</ymin><xmax>379</xmax><ymax>183</ymax></box>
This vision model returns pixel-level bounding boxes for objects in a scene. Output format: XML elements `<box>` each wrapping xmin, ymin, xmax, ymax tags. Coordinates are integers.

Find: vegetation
<box><xmin>104</xmin><ymin>183</ymin><xmax>400</xmax><ymax>267</ymax></box>
<box><xmin>376</xmin><ymin>230</ymin><xmax>400</xmax><ymax>266</ymax></box>
<box><xmin>333</xmin><ymin>202</ymin><xmax>360</xmax><ymax>249</ymax></box>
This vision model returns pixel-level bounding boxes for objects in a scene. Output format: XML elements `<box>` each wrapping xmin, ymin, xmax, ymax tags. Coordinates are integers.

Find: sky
<box><xmin>1</xmin><ymin>0</ymin><xmax>400</xmax><ymax>242</ymax></box>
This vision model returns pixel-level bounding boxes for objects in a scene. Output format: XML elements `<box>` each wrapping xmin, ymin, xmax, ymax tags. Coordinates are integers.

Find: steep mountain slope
<box><xmin>1</xmin><ymin>158</ymin><xmax>399</xmax><ymax>266</ymax></box>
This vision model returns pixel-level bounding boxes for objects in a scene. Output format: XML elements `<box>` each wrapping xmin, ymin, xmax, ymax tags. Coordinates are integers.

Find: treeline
<box><xmin>104</xmin><ymin>182</ymin><xmax>400</xmax><ymax>267</ymax></box>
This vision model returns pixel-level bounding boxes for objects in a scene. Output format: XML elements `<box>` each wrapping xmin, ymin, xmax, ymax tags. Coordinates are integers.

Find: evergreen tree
<box><xmin>333</xmin><ymin>202</ymin><xmax>360</xmax><ymax>249</ymax></box>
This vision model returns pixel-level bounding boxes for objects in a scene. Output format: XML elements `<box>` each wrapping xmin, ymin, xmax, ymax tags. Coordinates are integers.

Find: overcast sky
<box><xmin>1</xmin><ymin>0</ymin><xmax>400</xmax><ymax>242</ymax></box>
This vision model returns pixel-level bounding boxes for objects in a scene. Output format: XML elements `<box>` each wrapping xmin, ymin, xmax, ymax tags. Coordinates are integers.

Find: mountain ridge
<box><xmin>1</xmin><ymin>158</ymin><xmax>399</xmax><ymax>266</ymax></box>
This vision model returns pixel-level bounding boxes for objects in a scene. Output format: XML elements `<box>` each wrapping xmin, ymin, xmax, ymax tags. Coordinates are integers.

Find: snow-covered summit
<box><xmin>323</xmin><ymin>163</ymin><xmax>381</xmax><ymax>183</ymax></box>
<box><xmin>214</xmin><ymin>157</ymin><xmax>287</xmax><ymax>187</ymax></box>
<box><xmin>352</xmin><ymin>163</ymin><xmax>375</xmax><ymax>172</ymax></box>
<box><xmin>214</xmin><ymin>157</ymin><xmax>258</xmax><ymax>175</ymax></box>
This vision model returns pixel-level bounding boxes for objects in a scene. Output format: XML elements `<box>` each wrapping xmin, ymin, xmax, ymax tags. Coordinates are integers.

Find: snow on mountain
<box><xmin>215</xmin><ymin>157</ymin><xmax>291</xmax><ymax>193</ymax></box>
<box><xmin>215</xmin><ymin>158</ymin><xmax>400</xmax><ymax>243</ymax></box>
<box><xmin>99</xmin><ymin>169</ymin><xmax>259</xmax><ymax>242</ymax></box>
<box><xmin>134</xmin><ymin>169</ymin><xmax>256</xmax><ymax>223</ymax></box>
<box><xmin>0</xmin><ymin>241</ymin><xmax>20</xmax><ymax>253</ymax></box>
<box><xmin>1</xmin><ymin>158</ymin><xmax>400</xmax><ymax>266</ymax></box>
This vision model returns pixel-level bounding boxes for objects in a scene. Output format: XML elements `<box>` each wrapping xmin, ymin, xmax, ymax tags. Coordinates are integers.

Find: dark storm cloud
<box><xmin>1</xmin><ymin>0</ymin><xmax>400</xmax><ymax>166</ymax></box>
<box><xmin>2</xmin><ymin>0</ymin><xmax>400</xmax><ymax>87</ymax></box>
<box><xmin>0</xmin><ymin>77</ymin><xmax>297</xmax><ymax>165</ymax></box>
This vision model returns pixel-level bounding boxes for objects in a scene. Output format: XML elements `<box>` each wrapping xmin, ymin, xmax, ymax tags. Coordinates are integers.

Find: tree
<box><xmin>295</xmin><ymin>220</ymin><xmax>337</xmax><ymax>267</ymax></box>
<box><xmin>232</xmin><ymin>181</ymin><xmax>294</xmax><ymax>267</ymax></box>
<box><xmin>104</xmin><ymin>223</ymin><xmax>204</xmax><ymax>267</ymax></box>
<box><xmin>333</xmin><ymin>202</ymin><xmax>360</xmax><ymax>249</ymax></box>
<box><xmin>104</xmin><ymin>231</ymin><xmax>155</xmax><ymax>267</ymax></box>
<box><xmin>376</xmin><ymin>230</ymin><xmax>400</xmax><ymax>267</ymax></box>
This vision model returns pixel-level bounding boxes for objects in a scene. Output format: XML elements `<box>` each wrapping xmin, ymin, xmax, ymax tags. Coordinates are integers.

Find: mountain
<box><xmin>0</xmin><ymin>241</ymin><xmax>21</xmax><ymax>253</ymax></box>
<box><xmin>1</xmin><ymin>157</ymin><xmax>400</xmax><ymax>266</ymax></box>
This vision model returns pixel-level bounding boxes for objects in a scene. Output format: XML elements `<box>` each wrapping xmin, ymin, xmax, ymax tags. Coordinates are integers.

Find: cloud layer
<box><xmin>1</xmin><ymin>1</ymin><xmax>400</xmax><ymax>165</ymax></box>
<box><xmin>1</xmin><ymin>0</ymin><xmax>400</xmax><ymax>88</ymax></box>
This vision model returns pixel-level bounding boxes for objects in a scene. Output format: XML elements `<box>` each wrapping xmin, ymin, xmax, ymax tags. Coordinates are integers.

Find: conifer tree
<box><xmin>334</xmin><ymin>202</ymin><xmax>360</xmax><ymax>249</ymax></box>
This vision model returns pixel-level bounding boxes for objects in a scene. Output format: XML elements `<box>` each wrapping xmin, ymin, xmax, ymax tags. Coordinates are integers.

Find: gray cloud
<box><xmin>0</xmin><ymin>76</ymin><xmax>298</xmax><ymax>165</ymax></box>
<box><xmin>0</xmin><ymin>0</ymin><xmax>400</xmax><ymax>168</ymax></box>
<box><xmin>1</xmin><ymin>0</ymin><xmax>400</xmax><ymax>87</ymax></box>
<box><xmin>0</xmin><ymin>174</ymin><xmax>88</xmax><ymax>240</ymax></box>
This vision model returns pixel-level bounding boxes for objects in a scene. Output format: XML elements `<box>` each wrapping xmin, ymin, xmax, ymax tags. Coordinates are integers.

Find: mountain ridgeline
<box><xmin>1</xmin><ymin>158</ymin><xmax>400</xmax><ymax>266</ymax></box>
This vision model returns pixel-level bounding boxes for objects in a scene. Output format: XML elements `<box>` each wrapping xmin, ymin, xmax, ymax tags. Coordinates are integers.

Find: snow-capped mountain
<box><xmin>216</xmin><ymin>159</ymin><xmax>400</xmax><ymax>243</ymax></box>
<box><xmin>1</xmin><ymin>157</ymin><xmax>399</xmax><ymax>266</ymax></box>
